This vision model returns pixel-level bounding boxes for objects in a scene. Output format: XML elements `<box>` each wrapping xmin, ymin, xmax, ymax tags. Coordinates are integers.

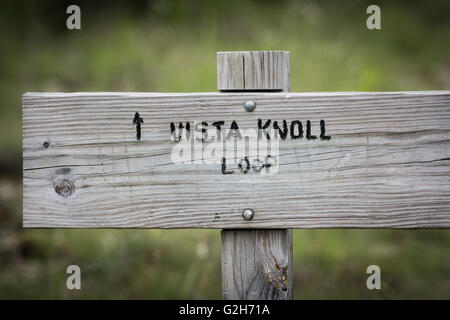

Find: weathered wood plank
<box><xmin>23</xmin><ymin>91</ymin><xmax>450</xmax><ymax>228</ymax></box>
<box><xmin>220</xmin><ymin>50</ymin><xmax>293</xmax><ymax>301</ymax></box>
<box><xmin>217</xmin><ymin>51</ymin><xmax>290</xmax><ymax>91</ymax></box>
<box><xmin>221</xmin><ymin>230</ymin><xmax>293</xmax><ymax>299</ymax></box>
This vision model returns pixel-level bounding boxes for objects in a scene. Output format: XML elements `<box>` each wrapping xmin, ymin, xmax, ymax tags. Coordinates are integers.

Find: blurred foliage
<box><xmin>0</xmin><ymin>0</ymin><xmax>449</xmax><ymax>299</ymax></box>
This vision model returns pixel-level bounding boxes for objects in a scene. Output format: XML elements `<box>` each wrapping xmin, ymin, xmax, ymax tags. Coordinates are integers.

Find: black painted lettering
<box><xmin>252</xmin><ymin>158</ymin><xmax>264</xmax><ymax>172</ymax></box>
<box><xmin>290</xmin><ymin>120</ymin><xmax>303</xmax><ymax>139</ymax></box>
<box><xmin>320</xmin><ymin>120</ymin><xmax>331</xmax><ymax>140</ymax></box>
<box><xmin>212</xmin><ymin>121</ymin><xmax>225</xmax><ymax>130</ymax></box>
<box><xmin>221</xmin><ymin>157</ymin><xmax>233</xmax><ymax>174</ymax></box>
<box><xmin>227</xmin><ymin>120</ymin><xmax>242</xmax><ymax>139</ymax></box>
<box><xmin>306</xmin><ymin>120</ymin><xmax>317</xmax><ymax>140</ymax></box>
<box><xmin>258</xmin><ymin>119</ymin><xmax>271</xmax><ymax>139</ymax></box>
<box><xmin>212</xmin><ymin>121</ymin><xmax>225</xmax><ymax>141</ymax></box>
<box><xmin>195</xmin><ymin>121</ymin><xmax>208</xmax><ymax>142</ymax></box>
<box><xmin>238</xmin><ymin>157</ymin><xmax>250</xmax><ymax>174</ymax></box>
<box><xmin>264</xmin><ymin>155</ymin><xmax>277</xmax><ymax>173</ymax></box>
<box><xmin>170</xmin><ymin>121</ymin><xmax>190</xmax><ymax>142</ymax></box>
<box><xmin>273</xmin><ymin>120</ymin><xmax>288</xmax><ymax>140</ymax></box>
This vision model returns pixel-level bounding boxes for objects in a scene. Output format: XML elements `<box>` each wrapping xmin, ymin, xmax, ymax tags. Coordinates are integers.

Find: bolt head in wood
<box><xmin>244</xmin><ymin>101</ymin><xmax>256</xmax><ymax>112</ymax></box>
<box><xmin>54</xmin><ymin>179</ymin><xmax>75</xmax><ymax>197</ymax></box>
<box><xmin>242</xmin><ymin>208</ymin><xmax>254</xmax><ymax>221</ymax></box>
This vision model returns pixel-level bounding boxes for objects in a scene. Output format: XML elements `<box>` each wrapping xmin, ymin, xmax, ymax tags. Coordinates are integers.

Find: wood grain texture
<box><xmin>22</xmin><ymin>91</ymin><xmax>450</xmax><ymax>228</ymax></box>
<box><xmin>221</xmin><ymin>230</ymin><xmax>293</xmax><ymax>299</ymax></box>
<box><xmin>217</xmin><ymin>51</ymin><xmax>290</xmax><ymax>91</ymax></box>
<box><xmin>220</xmin><ymin>50</ymin><xmax>292</xmax><ymax>300</ymax></box>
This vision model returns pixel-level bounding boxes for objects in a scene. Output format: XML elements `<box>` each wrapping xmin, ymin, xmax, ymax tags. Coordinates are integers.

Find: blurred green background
<box><xmin>0</xmin><ymin>0</ymin><xmax>449</xmax><ymax>299</ymax></box>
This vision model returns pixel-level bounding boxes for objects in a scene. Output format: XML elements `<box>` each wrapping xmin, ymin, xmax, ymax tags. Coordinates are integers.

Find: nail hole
<box><xmin>43</xmin><ymin>141</ymin><xmax>49</xmax><ymax>148</ymax></box>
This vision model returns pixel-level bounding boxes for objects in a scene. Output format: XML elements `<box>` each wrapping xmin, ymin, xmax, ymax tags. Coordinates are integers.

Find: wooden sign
<box><xmin>23</xmin><ymin>91</ymin><xmax>450</xmax><ymax>228</ymax></box>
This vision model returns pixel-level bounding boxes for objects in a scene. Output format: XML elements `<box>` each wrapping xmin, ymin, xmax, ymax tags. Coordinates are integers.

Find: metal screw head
<box><xmin>244</xmin><ymin>101</ymin><xmax>256</xmax><ymax>112</ymax></box>
<box><xmin>242</xmin><ymin>208</ymin><xmax>254</xmax><ymax>221</ymax></box>
<box><xmin>43</xmin><ymin>141</ymin><xmax>50</xmax><ymax>148</ymax></box>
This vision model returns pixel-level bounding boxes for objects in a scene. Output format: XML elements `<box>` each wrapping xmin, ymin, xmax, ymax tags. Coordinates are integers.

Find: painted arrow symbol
<box><xmin>132</xmin><ymin>112</ymin><xmax>144</xmax><ymax>140</ymax></box>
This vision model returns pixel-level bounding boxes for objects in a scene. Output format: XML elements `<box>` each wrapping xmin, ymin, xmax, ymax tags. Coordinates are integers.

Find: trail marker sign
<box><xmin>22</xmin><ymin>51</ymin><xmax>450</xmax><ymax>299</ymax></box>
<box><xmin>23</xmin><ymin>93</ymin><xmax>450</xmax><ymax>228</ymax></box>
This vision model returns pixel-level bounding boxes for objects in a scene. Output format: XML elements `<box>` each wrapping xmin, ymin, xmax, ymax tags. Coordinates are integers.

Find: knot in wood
<box><xmin>266</xmin><ymin>264</ymin><xmax>289</xmax><ymax>292</ymax></box>
<box><xmin>54</xmin><ymin>179</ymin><xmax>75</xmax><ymax>197</ymax></box>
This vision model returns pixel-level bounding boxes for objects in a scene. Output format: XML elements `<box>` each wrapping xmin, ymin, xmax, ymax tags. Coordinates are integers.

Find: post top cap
<box><xmin>217</xmin><ymin>51</ymin><xmax>290</xmax><ymax>92</ymax></box>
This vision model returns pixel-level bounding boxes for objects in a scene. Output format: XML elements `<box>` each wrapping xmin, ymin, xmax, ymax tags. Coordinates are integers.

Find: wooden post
<box><xmin>218</xmin><ymin>51</ymin><xmax>293</xmax><ymax>300</ymax></box>
<box><xmin>22</xmin><ymin>52</ymin><xmax>450</xmax><ymax>300</ymax></box>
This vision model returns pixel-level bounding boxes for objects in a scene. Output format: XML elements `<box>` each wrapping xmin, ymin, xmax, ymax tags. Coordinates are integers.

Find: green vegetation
<box><xmin>0</xmin><ymin>0</ymin><xmax>449</xmax><ymax>299</ymax></box>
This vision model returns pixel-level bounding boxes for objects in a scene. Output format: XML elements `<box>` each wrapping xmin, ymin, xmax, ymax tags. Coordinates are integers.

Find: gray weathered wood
<box><xmin>217</xmin><ymin>51</ymin><xmax>290</xmax><ymax>91</ymax></box>
<box><xmin>219</xmin><ymin>50</ymin><xmax>293</xmax><ymax>300</ymax></box>
<box><xmin>221</xmin><ymin>229</ymin><xmax>293</xmax><ymax>299</ymax></box>
<box><xmin>22</xmin><ymin>91</ymin><xmax>450</xmax><ymax>228</ymax></box>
